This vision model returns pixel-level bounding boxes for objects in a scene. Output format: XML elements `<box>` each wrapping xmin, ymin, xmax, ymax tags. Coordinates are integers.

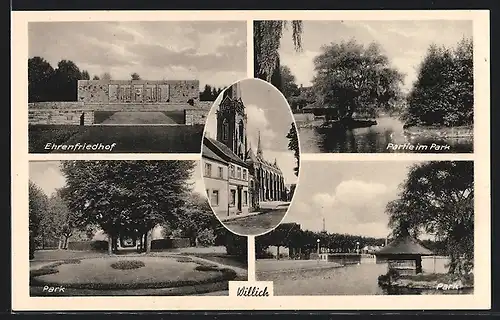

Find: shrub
<box><xmin>90</xmin><ymin>240</ymin><xmax>109</xmax><ymax>251</ymax></box>
<box><xmin>195</xmin><ymin>265</ymin><xmax>221</xmax><ymax>272</ymax></box>
<box><xmin>110</xmin><ymin>260</ymin><xmax>145</xmax><ymax>270</ymax></box>
<box><xmin>196</xmin><ymin>229</ymin><xmax>216</xmax><ymax>247</ymax></box>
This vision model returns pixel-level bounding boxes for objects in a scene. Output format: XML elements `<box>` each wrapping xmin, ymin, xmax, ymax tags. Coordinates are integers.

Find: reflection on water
<box><xmin>298</xmin><ymin>116</ymin><xmax>473</xmax><ymax>153</ymax></box>
<box><xmin>258</xmin><ymin>262</ymin><xmax>473</xmax><ymax>296</ymax></box>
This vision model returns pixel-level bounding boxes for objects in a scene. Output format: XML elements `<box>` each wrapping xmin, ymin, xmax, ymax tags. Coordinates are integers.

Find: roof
<box><xmin>202</xmin><ymin>143</ymin><xmax>228</xmax><ymax>165</ymax></box>
<box><xmin>376</xmin><ymin>235</ymin><xmax>433</xmax><ymax>256</ymax></box>
<box><xmin>204</xmin><ymin>137</ymin><xmax>248</xmax><ymax>168</ymax></box>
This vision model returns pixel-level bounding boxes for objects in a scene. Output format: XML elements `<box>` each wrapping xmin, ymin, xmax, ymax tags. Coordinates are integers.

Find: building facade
<box><xmin>202</xmin><ymin>82</ymin><xmax>287</xmax><ymax>220</ymax></box>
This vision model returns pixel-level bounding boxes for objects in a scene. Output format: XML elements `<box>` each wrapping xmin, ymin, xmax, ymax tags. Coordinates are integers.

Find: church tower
<box><xmin>216</xmin><ymin>82</ymin><xmax>247</xmax><ymax>159</ymax></box>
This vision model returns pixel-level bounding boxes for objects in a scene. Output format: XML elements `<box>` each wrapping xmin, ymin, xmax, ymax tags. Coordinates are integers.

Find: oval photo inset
<box><xmin>201</xmin><ymin>78</ymin><xmax>301</xmax><ymax>236</ymax></box>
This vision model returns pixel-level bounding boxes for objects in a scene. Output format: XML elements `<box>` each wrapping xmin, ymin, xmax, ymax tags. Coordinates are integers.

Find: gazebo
<box><xmin>375</xmin><ymin>234</ymin><xmax>434</xmax><ymax>276</ymax></box>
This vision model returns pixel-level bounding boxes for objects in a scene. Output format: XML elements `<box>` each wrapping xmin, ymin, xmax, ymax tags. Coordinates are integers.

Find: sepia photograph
<box><xmin>29</xmin><ymin>160</ymin><xmax>248</xmax><ymax>296</ymax></box>
<box><xmin>28</xmin><ymin>21</ymin><xmax>246</xmax><ymax>153</ymax></box>
<box><xmin>254</xmin><ymin>20</ymin><xmax>474</xmax><ymax>153</ymax></box>
<box><xmin>256</xmin><ymin>160</ymin><xmax>474</xmax><ymax>295</ymax></box>
<box><xmin>201</xmin><ymin>79</ymin><xmax>300</xmax><ymax>236</ymax></box>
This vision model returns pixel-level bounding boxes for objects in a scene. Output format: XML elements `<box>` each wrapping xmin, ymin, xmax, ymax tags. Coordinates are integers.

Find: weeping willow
<box><xmin>254</xmin><ymin>21</ymin><xmax>303</xmax><ymax>86</ymax></box>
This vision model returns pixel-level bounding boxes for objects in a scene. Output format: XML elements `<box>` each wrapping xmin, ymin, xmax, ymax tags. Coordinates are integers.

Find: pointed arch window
<box><xmin>222</xmin><ymin>119</ymin><xmax>228</xmax><ymax>140</ymax></box>
<box><xmin>239</xmin><ymin>119</ymin><xmax>244</xmax><ymax>141</ymax></box>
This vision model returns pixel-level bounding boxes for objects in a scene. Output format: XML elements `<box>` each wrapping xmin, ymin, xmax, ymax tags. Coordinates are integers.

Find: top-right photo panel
<box><xmin>254</xmin><ymin>20</ymin><xmax>473</xmax><ymax>153</ymax></box>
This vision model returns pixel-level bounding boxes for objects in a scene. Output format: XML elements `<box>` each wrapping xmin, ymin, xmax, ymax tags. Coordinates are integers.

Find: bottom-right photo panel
<box><xmin>256</xmin><ymin>160</ymin><xmax>474</xmax><ymax>296</ymax></box>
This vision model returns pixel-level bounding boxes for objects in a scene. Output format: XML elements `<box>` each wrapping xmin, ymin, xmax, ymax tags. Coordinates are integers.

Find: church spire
<box><xmin>257</xmin><ymin>131</ymin><xmax>263</xmax><ymax>157</ymax></box>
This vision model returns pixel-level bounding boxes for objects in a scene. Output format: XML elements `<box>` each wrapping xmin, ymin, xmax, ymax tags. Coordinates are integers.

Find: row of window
<box><xmin>206</xmin><ymin>189</ymin><xmax>248</xmax><ymax>207</ymax></box>
<box><xmin>229</xmin><ymin>164</ymin><xmax>247</xmax><ymax>180</ymax></box>
<box><xmin>204</xmin><ymin>162</ymin><xmax>247</xmax><ymax>181</ymax></box>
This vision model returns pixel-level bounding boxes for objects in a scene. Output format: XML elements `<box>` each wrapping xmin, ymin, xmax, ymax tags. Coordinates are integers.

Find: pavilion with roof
<box><xmin>375</xmin><ymin>232</ymin><xmax>434</xmax><ymax>276</ymax></box>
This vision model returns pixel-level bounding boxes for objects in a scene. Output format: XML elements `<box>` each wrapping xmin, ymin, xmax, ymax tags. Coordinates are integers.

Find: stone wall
<box><xmin>78</xmin><ymin>80</ymin><xmax>200</xmax><ymax>105</ymax></box>
<box><xmin>90</xmin><ymin>103</ymin><xmax>196</xmax><ymax>112</ymax></box>
<box><xmin>29</xmin><ymin>109</ymin><xmax>94</xmax><ymax>125</ymax></box>
<box><xmin>28</xmin><ymin>102</ymin><xmax>85</xmax><ymax>109</ymax></box>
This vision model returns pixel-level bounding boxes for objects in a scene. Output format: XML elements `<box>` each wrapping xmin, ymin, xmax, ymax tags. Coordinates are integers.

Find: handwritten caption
<box><xmin>386</xmin><ymin>143</ymin><xmax>450</xmax><ymax>151</ymax></box>
<box><xmin>45</xmin><ymin>142</ymin><xmax>117</xmax><ymax>152</ymax></box>
<box><xmin>229</xmin><ymin>281</ymin><xmax>273</xmax><ymax>297</ymax></box>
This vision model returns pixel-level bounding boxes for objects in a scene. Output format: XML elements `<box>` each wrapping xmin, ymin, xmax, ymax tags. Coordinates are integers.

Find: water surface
<box><xmin>297</xmin><ymin>116</ymin><xmax>473</xmax><ymax>153</ymax></box>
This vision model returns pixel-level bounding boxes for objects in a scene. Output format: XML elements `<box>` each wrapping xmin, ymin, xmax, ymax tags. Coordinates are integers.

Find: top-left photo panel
<box><xmin>27</xmin><ymin>21</ymin><xmax>247</xmax><ymax>154</ymax></box>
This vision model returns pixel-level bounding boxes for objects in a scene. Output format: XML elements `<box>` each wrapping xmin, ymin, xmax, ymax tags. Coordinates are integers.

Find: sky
<box><xmin>282</xmin><ymin>160</ymin><xmax>423</xmax><ymax>239</ymax></box>
<box><xmin>204</xmin><ymin>79</ymin><xmax>298</xmax><ymax>185</ymax></box>
<box><xmin>29</xmin><ymin>160</ymin><xmax>206</xmax><ymax>197</ymax></box>
<box><xmin>279</xmin><ymin>20</ymin><xmax>473</xmax><ymax>91</ymax></box>
<box><xmin>28</xmin><ymin>21</ymin><xmax>247</xmax><ymax>89</ymax></box>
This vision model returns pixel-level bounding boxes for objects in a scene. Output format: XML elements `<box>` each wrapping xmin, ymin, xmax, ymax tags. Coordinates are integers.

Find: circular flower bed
<box><xmin>110</xmin><ymin>260</ymin><xmax>145</xmax><ymax>270</ymax></box>
<box><xmin>30</xmin><ymin>256</ymin><xmax>238</xmax><ymax>290</ymax></box>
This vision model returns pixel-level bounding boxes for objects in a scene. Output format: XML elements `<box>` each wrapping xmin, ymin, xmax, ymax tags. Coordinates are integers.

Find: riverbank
<box><xmin>378</xmin><ymin>272</ymin><xmax>474</xmax><ymax>291</ymax></box>
<box><xmin>293</xmin><ymin>113</ymin><xmax>377</xmax><ymax>129</ymax></box>
<box><xmin>404</xmin><ymin>125</ymin><xmax>473</xmax><ymax>140</ymax></box>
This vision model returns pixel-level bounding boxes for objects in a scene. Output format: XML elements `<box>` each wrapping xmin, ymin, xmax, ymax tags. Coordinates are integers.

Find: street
<box><xmin>224</xmin><ymin>209</ymin><xmax>288</xmax><ymax>236</ymax></box>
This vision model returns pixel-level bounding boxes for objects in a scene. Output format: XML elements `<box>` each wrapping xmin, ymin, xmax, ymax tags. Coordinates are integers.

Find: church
<box><xmin>202</xmin><ymin>82</ymin><xmax>287</xmax><ymax>221</ymax></box>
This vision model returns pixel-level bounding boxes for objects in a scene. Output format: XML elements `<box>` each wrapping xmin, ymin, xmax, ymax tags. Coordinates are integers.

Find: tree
<box><xmin>403</xmin><ymin>38</ymin><xmax>473</xmax><ymax>127</ymax></box>
<box><xmin>51</xmin><ymin>60</ymin><xmax>85</xmax><ymax>101</ymax></box>
<box><xmin>254</xmin><ymin>20</ymin><xmax>303</xmax><ymax>90</ymax></box>
<box><xmin>100</xmin><ymin>72</ymin><xmax>112</xmax><ymax>81</ymax></box>
<box><xmin>28</xmin><ymin>57</ymin><xmax>55</xmax><ymax>102</ymax></box>
<box><xmin>312</xmin><ymin>40</ymin><xmax>404</xmax><ymax>121</ymax></box>
<box><xmin>131</xmin><ymin>72</ymin><xmax>141</xmax><ymax>80</ymax></box>
<box><xmin>59</xmin><ymin>160</ymin><xmax>196</xmax><ymax>254</ymax></box>
<box><xmin>92</xmin><ymin>75</ymin><xmax>100</xmax><ymax>80</ymax></box>
<box><xmin>29</xmin><ymin>181</ymin><xmax>49</xmax><ymax>259</ymax></box>
<box><xmin>280</xmin><ymin>65</ymin><xmax>300</xmax><ymax>100</ymax></box>
<box><xmin>286</xmin><ymin>122</ymin><xmax>299</xmax><ymax>177</ymax></box>
<box><xmin>386</xmin><ymin>161</ymin><xmax>474</xmax><ymax>275</ymax></box>
<box><xmin>81</xmin><ymin>70</ymin><xmax>90</xmax><ymax>80</ymax></box>
<box><xmin>170</xmin><ymin>192</ymin><xmax>220</xmax><ymax>246</ymax></box>
<box><xmin>200</xmin><ymin>84</ymin><xmax>213</xmax><ymax>101</ymax></box>
<box><xmin>46</xmin><ymin>190</ymin><xmax>78</xmax><ymax>249</ymax></box>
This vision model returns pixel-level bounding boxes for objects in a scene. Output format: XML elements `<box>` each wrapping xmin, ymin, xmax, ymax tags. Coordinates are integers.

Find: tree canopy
<box><xmin>286</xmin><ymin>122</ymin><xmax>300</xmax><ymax>177</ymax></box>
<box><xmin>403</xmin><ymin>38</ymin><xmax>473</xmax><ymax>127</ymax></box>
<box><xmin>254</xmin><ymin>20</ymin><xmax>303</xmax><ymax>90</ymax></box>
<box><xmin>59</xmin><ymin>160</ymin><xmax>196</xmax><ymax>243</ymax></box>
<box><xmin>29</xmin><ymin>180</ymin><xmax>49</xmax><ymax>259</ymax></box>
<box><xmin>386</xmin><ymin>161</ymin><xmax>474</xmax><ymax>275</ymax></box>
<box><xmin>256</xmin><ymin>223</ymin><xmax>385</xmax><ymax>258</ymax></box>
<box><xmin>312</xmin><ymin>40</ymin><xmax>404</xmax><ymax>120</ymax></box>
<box><xmin>28</xmin><ymin>57</ymin><xmax>92</xmax><ymax>102</ymax></box>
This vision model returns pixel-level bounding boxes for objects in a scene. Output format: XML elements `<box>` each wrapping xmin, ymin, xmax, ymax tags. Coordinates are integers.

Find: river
<box><xmin>257</xmin><ymin>259</ymin><xmax>473</xmax><ymax>296</ymax></box>
<box><xmin>296</xmin><ymin>115</ymin><xmax>473</xmax><ymax>153</ymax></box>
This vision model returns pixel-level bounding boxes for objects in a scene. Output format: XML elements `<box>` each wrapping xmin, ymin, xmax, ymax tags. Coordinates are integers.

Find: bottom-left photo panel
<box><xmin>28</xmin><ymin>160</ymin><xmax>248</xmax><ymax>296</ymax></box>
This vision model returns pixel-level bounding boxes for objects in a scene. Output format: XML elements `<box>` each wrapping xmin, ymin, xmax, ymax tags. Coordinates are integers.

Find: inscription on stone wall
<box><xmin>109</xmin><ymin>84</ymin><xmax>119</xmax><ymax>103</ymax></box>
<box><xmin>159</xmin><ymin>84</ymin><xmax>170</xmax><ymax>102</ymax></box>
<box><xmin>78</xmin><ymin>80</ymin><xmax>198</xmax><ymax>104</ymax></box>
<box><xmin>133</xmin><ymin>85</ymin><xmax>143</xmax><ymax>103</ymax></box>
<box><xmin>108</xmin><ymin>84</ymin><xmax>169</xmax><ymax>103</ymax></box>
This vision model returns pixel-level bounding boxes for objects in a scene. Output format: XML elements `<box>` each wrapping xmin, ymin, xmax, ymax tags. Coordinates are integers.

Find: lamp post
<box><xmin>317</xmin><ymin>239</ymin><xmax>320</xmax><ymax>260</ymax></box>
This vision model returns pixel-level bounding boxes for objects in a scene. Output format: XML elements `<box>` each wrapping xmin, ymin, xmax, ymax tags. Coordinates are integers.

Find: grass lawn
<box><xmin>93</xmin><ymin>110</ymin><xmax>186</xmax><ymax>125</ymax></box>
<box><xmin>31</xmin><ymin>256</ymin><xmax>237</xmax><ymax>290</ymax></box>
<box><xmin>191</xmin><ymin>253</ymin><xmax>248</xmax><ymax>270</ymax></box>
<box><xmin>29</xmin><ymin>124</ymin><xmax>204</xmax><ymax>153</ymax></box>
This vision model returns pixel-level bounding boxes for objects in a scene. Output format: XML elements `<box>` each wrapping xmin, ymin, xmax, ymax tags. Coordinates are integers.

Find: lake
<box><xmin>257</xmin><ymin>257</ymin><xmax>473</xmax><ymax>295</ymax></box>
<box><xmin>296</xmin><ymin>115</ymin><xmax>473</xmax><ymax>153</ymax></box>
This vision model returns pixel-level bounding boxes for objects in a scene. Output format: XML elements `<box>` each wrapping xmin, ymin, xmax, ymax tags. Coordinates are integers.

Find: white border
<box><xmin>12</xmin><ymin>10</ymin><xmax>490</xmax><ymax>311</ymax></box>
